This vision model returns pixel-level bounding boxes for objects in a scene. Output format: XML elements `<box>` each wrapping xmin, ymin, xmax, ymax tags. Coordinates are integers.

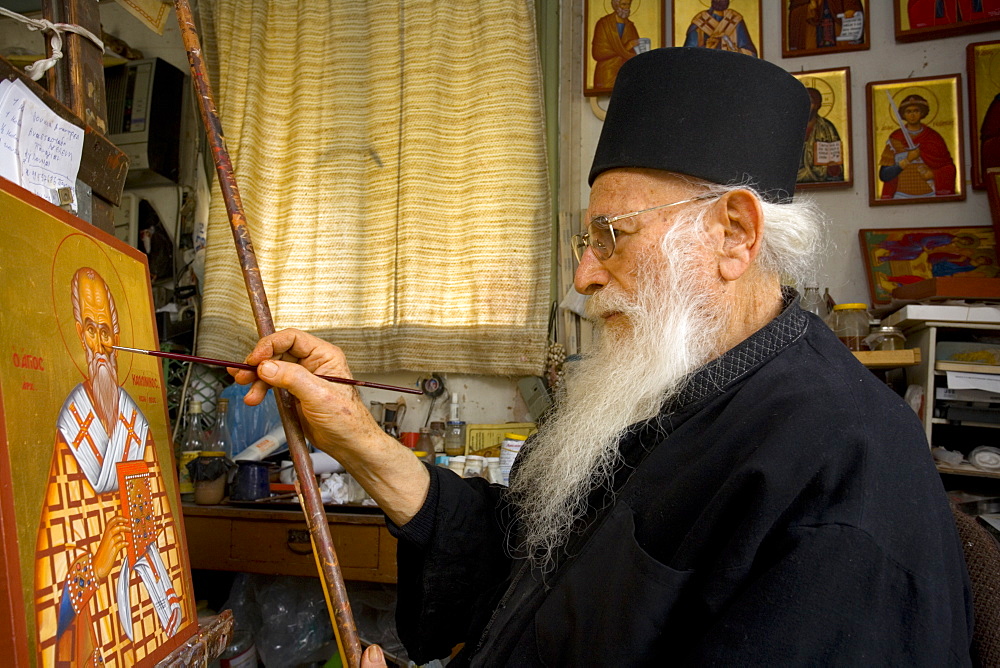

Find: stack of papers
<box><xmin>0</xmin><ymin>78</ymin><xmax>84</xmax><ymax>211</ymax></box>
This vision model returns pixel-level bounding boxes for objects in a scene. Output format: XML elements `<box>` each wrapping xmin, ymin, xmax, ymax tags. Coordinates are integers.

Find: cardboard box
<box><xmin>466</xmin><ymin>422</ymin><xmax>536</xmax><ymax>456</ymax></box>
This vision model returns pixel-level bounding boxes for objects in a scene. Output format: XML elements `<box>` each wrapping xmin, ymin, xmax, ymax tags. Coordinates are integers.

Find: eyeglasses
<box><xmin>571</xmin><ymin>194</ymin><xmax>716</xmax><ymax>263</ymax></box>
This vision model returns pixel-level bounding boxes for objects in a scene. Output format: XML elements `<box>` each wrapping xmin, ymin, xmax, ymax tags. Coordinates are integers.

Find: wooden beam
<box><xmin>41</xmin><ymin>0</ymin><xmax>114</xmax><ymax>233</ymax></box>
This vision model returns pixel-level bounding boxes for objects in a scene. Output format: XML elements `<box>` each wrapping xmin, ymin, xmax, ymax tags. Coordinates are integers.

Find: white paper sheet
<box><xmin>946</xmin><ymin>371</ymin><xmax>1000</xmax><ymax>394</ymax></box>
<box><xmin>0</xmin><ymin>79</ymin><xmax>24</xmax><ymax>184</ymax></box>
<box><xmin>17</xmin><ymin>93</ymin><xmax>84</xmax><ymax>208</ymax></box>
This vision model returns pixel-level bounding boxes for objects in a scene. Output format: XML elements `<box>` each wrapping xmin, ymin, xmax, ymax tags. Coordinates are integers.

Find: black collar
<box><xmin>669</xmin><ymin>286</ymin><xmax>807</xmax><ymax>414</ymax></box>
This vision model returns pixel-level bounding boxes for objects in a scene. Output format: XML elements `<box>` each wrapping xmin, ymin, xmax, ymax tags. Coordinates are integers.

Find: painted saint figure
<box><xmin>907</xmin><ymin>0</ymin><xmax>1000</xmax><ymax>29</ymax></box>
<box><xmin>34</xmin><ymin>267</ymin><xmax>182</xmax><ymax>667</ymax></box>
<box><xmin>878</xmin><ymin>94</ymin><xmax>957</xmax><ymax>199</ymax></box>
<box><xmin>786</xmin><ymin>0</ymin><xmax>864</xmax><ymax>51</ymax></box>
<box><xmin>798</xmin><ymin>87</ymin><xmax>845</xmax><ymax>183</ymax></box>
<box><xmin>683</xmin><ymin>0</ymin><xmax>758</xmax><ymax>57</ymax></box>
<box><xmin>591</xmin><ymin>0</ymin><xmax>641</xmax><ymax>90</ymax></box>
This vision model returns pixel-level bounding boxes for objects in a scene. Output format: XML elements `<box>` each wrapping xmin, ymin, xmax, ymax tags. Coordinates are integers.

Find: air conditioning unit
<box><xmin>112</xmin><ymin>191</ymin><xmax>139</xmax><ymax>248</ymax></box>
<box><xmin>105</xmin><ymin>58</ymin><xmax>185</xmax><ymax>184</ymax></box>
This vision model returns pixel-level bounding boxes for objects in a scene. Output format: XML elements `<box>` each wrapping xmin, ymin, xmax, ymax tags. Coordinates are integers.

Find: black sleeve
<box><xmin>389</xmin><ymin>464</ymin><xmax>517</xmax><ymax>663</ymax></box>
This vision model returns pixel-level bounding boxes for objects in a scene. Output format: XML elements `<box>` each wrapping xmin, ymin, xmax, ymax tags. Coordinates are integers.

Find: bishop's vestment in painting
<box><xmin>34</xmin><ymin>384</ymin><xmax>184</xmax><ymax>667</ymax></box>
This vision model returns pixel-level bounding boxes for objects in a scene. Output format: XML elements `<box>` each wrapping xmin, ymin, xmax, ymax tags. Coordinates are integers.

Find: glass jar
<box><xmin>444</xmin><ymin>420</ymin><xmax>466</xmax><ymax>456</ymax></box>
<box><xmin>829</xmin><ymin>303</ymin><xmax>870</xmax><ymax>351</ymax></box>
<box><xmin>429</xmin><ymin>421</ymin><xmax>446</xmax><ymax>454</ymax></box>
<box><xmin>463</xmin><ymin>455</ymin><xmax>486</xmax><ymax>478</ymax></box>
<box><xmin>865</xmin><ymin>325</ymin><xmax>906</xmax><ymax>351</ymax></box>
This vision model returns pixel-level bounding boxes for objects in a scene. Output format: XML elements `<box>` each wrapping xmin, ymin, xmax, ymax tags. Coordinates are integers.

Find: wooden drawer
<box><xmin>183</xmin><ymin>505</ymin><xmax>397</xmax><ymax>582</ymax></box>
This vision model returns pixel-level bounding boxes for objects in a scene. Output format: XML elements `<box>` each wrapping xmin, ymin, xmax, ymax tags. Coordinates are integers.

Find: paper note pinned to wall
<box><xmin>18</xmin><ymin>94</ymin><xmax>84</xmax><ymax>208</ymax></box>
<box><xmin>0</xmin><ymin>78</ymin><xmax>84</xmax><ymax>210</ymax></box>
<box><xmin>0</xmin><ymin>79</ymin><xmax>24</xmax><ymax>184</ymax></box>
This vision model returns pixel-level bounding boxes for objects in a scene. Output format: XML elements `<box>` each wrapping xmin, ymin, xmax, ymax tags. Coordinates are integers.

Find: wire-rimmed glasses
<box><xmin>571</xmin><ymin>194</ymin><xmax>716</xmax><ymax>263</ymax></box>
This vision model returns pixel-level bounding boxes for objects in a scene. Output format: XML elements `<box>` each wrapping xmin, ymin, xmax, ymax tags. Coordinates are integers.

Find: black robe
<box><xmin>389</xmin><ymin>294</ymin><xmax>974</xmax><ymax>666</ymax></box>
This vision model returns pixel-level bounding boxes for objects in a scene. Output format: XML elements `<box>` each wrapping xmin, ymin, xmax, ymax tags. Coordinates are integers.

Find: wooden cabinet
<box><xmin>182</xmin><ymin>504</ymin><xmax>397</xmax><ymax>582</ymax></box>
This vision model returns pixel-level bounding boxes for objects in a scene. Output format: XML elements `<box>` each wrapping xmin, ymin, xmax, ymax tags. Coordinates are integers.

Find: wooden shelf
<box><xmin>931</xmin><ymin>417</ymin><xmax>1000</xmax><ymax>429</ymax></box>
<box><xmin>853</xmin><ymin>348</ymin><xmax>921</xmax><ymax>369</ymax></box>
<box><xmin>934</xmin><ymin>361</ymin><xmax>1000</xmax><ymax>375</ymax></box>
<box><xmin>936</xmin><ymin>463</ymin><xmax>1000</xmax><ymax>479</ymax></box>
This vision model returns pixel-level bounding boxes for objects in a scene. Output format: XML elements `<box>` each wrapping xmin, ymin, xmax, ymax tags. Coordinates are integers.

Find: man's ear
<box><xmin>715</xmin><ymin>189</ymin><xmax>764</xmax><ymax>282</ymax></box>
<box><xmin>75</xmin><ymin>321</ymin><xmax>84</xmax><ymax>342</ymax></box>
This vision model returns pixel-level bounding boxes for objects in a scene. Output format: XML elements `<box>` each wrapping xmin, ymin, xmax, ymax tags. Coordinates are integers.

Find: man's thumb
<box><xmin>361</xmin><ymin>643</ymin><xmax>386</xmax><ymax>668</ymax></box>
<box><xmin>257</xmin><ymin>361</ymin><xmax>279</xmax><ymax>379</ymax></box>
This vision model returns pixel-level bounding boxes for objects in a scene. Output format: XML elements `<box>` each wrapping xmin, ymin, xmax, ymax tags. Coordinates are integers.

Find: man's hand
<box><xmin>94</xmin><ymin>516</ymin><xmax>130</xmax><ymax>581</ymax></box>
<box><xmin>229</xmin><ymin>329</ymin><xmax>431</xmax><ymax>525</ymax></box>
<box><xmin>230</xmin><ymin>329</ymin><xmax>386</xmax><ymax>454</ymax></box>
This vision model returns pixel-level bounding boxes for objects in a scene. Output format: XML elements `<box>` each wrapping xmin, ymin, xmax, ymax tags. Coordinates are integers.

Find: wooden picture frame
<box><xmin>987</xmin><ymin>167</ymin><xmax>1000</xmax><ymax>244</ymax></box>
<box><xmin>671</xmin><ymin>0</ymin><xmax>762</xmax><ymax>59</ymax></box>
<box><xmin>894</xmin><ymin>0</ymin><xmax>1000</xmax><ymax>43</ymax></box>
<box><xmin>968</xmin><ymin>39</ymin><xmax>1000</xmax><ymax>190</ymax></box>
<box><xmin>859</xmin><ymin>225</ymin><xmax>998</xmax><ymax>305</ymax></box>
<box><xmin>781</xmin><ymin>0</ymin><xmax>869</xmax><ymax>58</ymax></box>
<box><xmin>585</xmin><ymin>0</ymin><xmax>666</xmax><ymax>96</ymax></box>
<box><xmin>0</xmin><ymin>179</ymin><xmax>198</xmax><ymax>665</ymax></box>
<box><xmin>792</xmin><ymin>67</ymin><xmax>853</xmax><ymax>190</ymax></box>
<box><xmin>865</xmin><ymin>74</ymin><xmax>965</xmax><ymax>206</ymax></box>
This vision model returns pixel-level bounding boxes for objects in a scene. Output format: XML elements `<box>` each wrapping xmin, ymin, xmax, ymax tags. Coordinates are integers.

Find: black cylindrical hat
<box><xmin>589</xmin><ymin>47</ymin><xmax>811</xmax><ymax>203</ymax></box>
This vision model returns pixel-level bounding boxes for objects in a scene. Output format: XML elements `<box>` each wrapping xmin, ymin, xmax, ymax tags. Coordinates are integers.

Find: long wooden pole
<box><xmin>172</xmin><ymin>3</ymin><xmax>362</xmax><ymax>666</ymax></box>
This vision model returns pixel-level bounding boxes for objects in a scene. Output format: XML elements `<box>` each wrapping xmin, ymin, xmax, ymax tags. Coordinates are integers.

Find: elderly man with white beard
<box><xmin>232</xmin><ymin>48</ymin><xmax>973</xmax><ymax>666</ymax></box>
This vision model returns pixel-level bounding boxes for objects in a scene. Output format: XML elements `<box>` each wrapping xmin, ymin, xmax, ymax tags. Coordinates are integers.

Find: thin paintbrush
<box><xmin>111</xmin><ymin>345</ymin><xmax>423</xmax><ymax>395</ymax></box>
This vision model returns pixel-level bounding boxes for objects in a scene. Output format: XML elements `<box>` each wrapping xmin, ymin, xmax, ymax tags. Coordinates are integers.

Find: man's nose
<box><xmin>574</xmin><ymin>248</ymin><xmax>609</xmax><ymax>295</ymax></box>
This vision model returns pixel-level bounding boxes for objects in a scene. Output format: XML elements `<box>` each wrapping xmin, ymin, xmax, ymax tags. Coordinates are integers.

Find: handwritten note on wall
<box><xmin>0</xmin><ymin>79</ymin><xmax>84</xmax><ymax>210</ymax></box>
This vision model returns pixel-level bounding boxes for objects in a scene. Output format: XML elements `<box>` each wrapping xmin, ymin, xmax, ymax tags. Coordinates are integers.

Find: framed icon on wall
<box><xmin>968</xmin><ymin>39</ymin><xmax>1000</xmax><ymax>190</ymax></box>
<box><xmin>791</xmin><ymin>67</ymin><xmax>853</xmax><ymax>190</ymax></box>
<box><xmin>859</xmin><ymin>225</ymin><xmax>997</xmax><ymax>304</ymax></box>
<box><xmin>671</xmin><ymin>0</ymin><xmax>762</xmax><ymax>59</ymax></box>
<box><xmin>895</xmin><ymin>0</ymin><xmax>1000</xmax><ymax>43</ymax></box>
<box><xmin>585</xmin><ymin>0</ymin><xmax>665</xmax><ymax>96</ymax></box>
<box><xmin>781</xmin><ymin>0</ymin><xmax>869</xmax><ymax>58</ymax></box>
<box><xmin>865</xmin><ymin>74</ymin><xmax>965</xmax><ymax>206</ymax></box>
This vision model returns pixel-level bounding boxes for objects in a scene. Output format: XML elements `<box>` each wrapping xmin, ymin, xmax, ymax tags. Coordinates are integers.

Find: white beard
<box><xmin>89</xmin><ymin>353</ymin><xmax>120</xmax><ymax>432</ymax></box>
<box><xmin>509</xmin><ymin>221</ymin><xmax>731</xmax><ymax>571</ymax></box>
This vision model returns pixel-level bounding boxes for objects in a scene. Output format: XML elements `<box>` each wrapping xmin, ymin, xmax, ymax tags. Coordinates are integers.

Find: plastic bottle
<box><xmin>499</xmin><ymin>433</ymin><xmax>527</xmax><ymax>486</ymax></box>
<box><xmin>208</xmin><ymin>398</ymin><xmax>235</xmax><ymax>459</ymax></box>
<box><xmin>178</xmin><ymin>400</ymin><xmax>207</xmax><ymax>500</ymax></box>
<box><xmin>447</xmin><ymin>455</ymin><xmax>467</xmax><ymax>477</ymax></box>
<box><xmin>486</xmin><ymin>456</ymin><xmax>502</xmax><ymax>484</ymax></box>
<box><xmin>220</xmin><ymin>629</ymin><xmax>258</xmax><ymax>667</ymax></box>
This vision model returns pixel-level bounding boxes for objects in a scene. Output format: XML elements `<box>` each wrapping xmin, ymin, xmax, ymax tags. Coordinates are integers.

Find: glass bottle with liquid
<box><xmin>444</xmin><ymin>392</ymin><xmax>466</xmax><ymax>457</ymax></box>
<box><xmin>178</xmin><ymin>400</ymin><xmax>207</xmax><ymax>501</ymax></box>
<box><xmin>208</xmin><ymin>398</ymin><xmax>234</xmax><ymax>459</ymax></box>
<box><xmin>800</xmin><ymin>287</ymin><xmax>825</xmax><ymax>318</ymax></box>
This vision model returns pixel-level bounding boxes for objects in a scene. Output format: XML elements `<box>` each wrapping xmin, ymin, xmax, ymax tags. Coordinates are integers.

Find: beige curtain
<box><xmin>197</xmin><ymin>0</ymin><xmax>550</xmax><ymax>376</ymax></box>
